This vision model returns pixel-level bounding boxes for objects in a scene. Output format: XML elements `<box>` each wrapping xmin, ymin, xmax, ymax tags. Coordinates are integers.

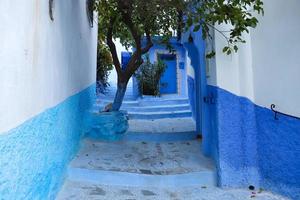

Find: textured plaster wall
<box><xmin>206</xmin><ymin>0</ymin><xmax>300</xmax><ymax>199</ymax></box>
<box><xmin>207</xmin><ymin>86</ymin><xmax>300</xmax><ymax>199</ymax></box>
<box><xmin>180</xmin><ymin>0</ymin><xmax>300</xmax><ymax>198</ymax></box>
<box><xmin>0</xmin><ymin>85</ymin><xmax>95</xmax><ymax>199</ymax></box>
<box><xmin>208</xmin><ymin>0</ymin><xmax>300</xmax><ymax>116</ymax></box>
<box><xmin>0</xmin><ymin>0</ymin><xmax>97</xmax><ymax>133</ymax></box>
<box><xmin>0</xmin><ymin>0</ymin><xmax>97</xmax><ymax>199</ymax></box>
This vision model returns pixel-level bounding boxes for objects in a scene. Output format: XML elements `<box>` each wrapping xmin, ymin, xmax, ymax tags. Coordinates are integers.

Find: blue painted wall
<box><xmin>182</xmin><ymin>31</ymin><xmax>210</xmax><ymax>154</ymax></box>
<box><xmin>0</xmin><ymin>84</ymin><xmax>95</xmax><ymax>200</ymax></box>
<box><xmin>183</xmin><ymin>42</ymin><xmax>202</xmax><ymax>135</ymax></box>
<box><xmin>207</xmin><ymin>85</ymin><xmax>300</xmax><ymax>199</ymax></box>
<box><xmin>187</xmin><ymin>76</ymin><xmax>196</xmax><ymax>119</ymax></box>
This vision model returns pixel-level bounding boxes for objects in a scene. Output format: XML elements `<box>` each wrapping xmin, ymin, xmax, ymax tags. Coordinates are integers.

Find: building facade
<box><xmin>0</xmin><ymin>1</ymin><xmax>97</xmax><ymax>199</ymax></box>
<box><xmin>182</xmin><ymin>0</ymin><xmax>300</xmax><ymax>199</ymax></box>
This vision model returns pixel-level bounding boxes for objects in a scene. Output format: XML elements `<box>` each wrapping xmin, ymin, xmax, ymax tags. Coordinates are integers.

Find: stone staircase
<box><xmin>95</xmin><ymin>94</ymin><xmax>193</xmax><ymax>120</ymax></box>
<box><xmin>56</xmin><ymin>89</ymin><xmax>217</xmax><ymax>200</ymax></box>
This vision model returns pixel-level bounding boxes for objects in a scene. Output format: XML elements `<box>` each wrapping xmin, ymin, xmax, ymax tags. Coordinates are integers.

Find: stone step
<box><xmin>93</xmin><ymin>104</ymin><xmax>191</xmax><ymax>113</ymax></box>
<box><xmin>65</xmin><ymin>168</ymin><xmax>216</xmax><ymax>188</ymax></box>
<box><xmin>69</xmin><ymin>139</ymin><xmax>214</xmax><ymax>176</ymax></box>
<box><xmin>128</xmin><ymin>110</ymin><xmax>192</xmax><ymax>119</ymax></box>
<box><xmin>95</xmin><ymin>100</ymin><xmax>140</xmax><ymax>107</ymax></box>
<box><xmin>128</xmin><ymin>118</ymin><xmax>196</xmax><ymax>133</ymax></box>
<box><xmin>96</xmin><ymin>97</ymin><xmax>190</xmax><ymax>107</ymax></box>
<box><xmin>124</xmin><ymin>104</ymin><xmax>191</xmax><ymax>112</ymax></box>
<box><xmin>138</xmin><ymin>98</ymin><xmax>189</xmax><ymax>106</ymax></box>
<box><xmin>62</xmin><ymin>139</ymin><xmax>216</xmax><ymax>195</ymax></box>
<box><xmin>57</xmin><ymin>179</ymin><xmax>288</xmax><ymax>200</ymax></box>
<box><xmin>123</xmin><ymin>131</ymin><xmax>199</xmax><ymax>142</ymax></box>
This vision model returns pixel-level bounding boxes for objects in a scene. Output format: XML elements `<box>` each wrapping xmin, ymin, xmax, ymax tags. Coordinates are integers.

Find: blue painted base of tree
<box><xmin>84</xmin><ymin>111</ymin><xmax>129</xmax><ymax>141</ymax></box>
<box><xmin>0</xmin><ymin>84</ymin><xmax>95</xmax><ymax>200</ymax></box>
<box><xmin>206</xmin><ymin>85</ymin><xmax>300</xmax><ymax>200</ymax></box>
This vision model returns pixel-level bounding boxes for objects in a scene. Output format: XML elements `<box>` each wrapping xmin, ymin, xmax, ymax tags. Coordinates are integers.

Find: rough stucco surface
<box><xmin>256</xmin><ymin>107</ymin><xmax>300</xmax><ymax>199</ymax></box>
<box><xmin>0</xmin><ymin>85</ymin><xmax>95</xmax><ymax>200</ymax></box>
<box><xmin>84</xmin><ymin>111</ymin><xmax>129</xmax><ymax>141</ymax></box>
<box><xmin>0</xmin><ymin>0</ymin><xmax>97</xmax><ymax>133</ymax></box>
<box><xmin>207</xmin><ymin>85</ymin><xmax>300</xmax><ymax>200</ymax></box>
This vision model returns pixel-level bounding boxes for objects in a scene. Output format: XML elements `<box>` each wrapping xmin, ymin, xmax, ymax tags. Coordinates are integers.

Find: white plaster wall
<box><xmin>250</xmin><ymin>0</ymin><xmax>300</xmax><ymax>117</ymax></box>
<box><xmin>0</xmin><ymin>0</ymin><xmax>97</xmax><ymax>133</ymax></box>
<box><xmin>208</xmin><ymin>0</ymin><xmax>300</xmax><ymax>117</ymax></box>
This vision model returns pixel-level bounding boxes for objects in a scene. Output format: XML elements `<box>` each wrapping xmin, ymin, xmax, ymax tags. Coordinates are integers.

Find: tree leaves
<box><xmin>187</xmin><ymin>0</ymin><xmax>264</xmax><ymax>57</ymax></box>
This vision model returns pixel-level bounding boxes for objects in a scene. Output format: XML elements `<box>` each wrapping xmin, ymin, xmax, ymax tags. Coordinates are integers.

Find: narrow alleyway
<box><xmin>56</xmin><ymin>88</ymin><xmax>288</xmax><ymax>200</ymax></box>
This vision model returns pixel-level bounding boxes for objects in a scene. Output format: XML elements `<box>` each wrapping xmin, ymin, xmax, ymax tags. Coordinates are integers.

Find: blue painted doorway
<box><xmin>158</xmin><ymin>54</ymin><xmax>177</xmax><ymax>94</ymax></box>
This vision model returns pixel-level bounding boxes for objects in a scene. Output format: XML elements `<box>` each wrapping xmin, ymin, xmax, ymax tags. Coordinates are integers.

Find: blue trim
<box><xmin>0</xmin><ymin>84</ymin><xmax>95</xmax><ymax>200</ymax></box>
<box><xmin>187</xmin><ymin>76</ymin><xmax>196</xmax><ymax>119</ymax></box>
<box><xmin>68</xmin><ymin>168</ymin><xmax>216</xmax><ymax>188</ymax></box>
<box><xmin>207</xmin><ymin>85</ymin><xmax>300</xmax><ymax>199</ymax></box>
<box><xmin>122</xmin><ymin>131</ymin><xmax>198</xmax><ymax>142</ymax></box>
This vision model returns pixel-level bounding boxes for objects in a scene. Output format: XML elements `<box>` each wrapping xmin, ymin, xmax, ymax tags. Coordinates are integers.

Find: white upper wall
<box><xmin>0</xmin><ymin>0</ymin><xmax>97</xmax><ymax>133</ymax></box>
<box><xmin>208</xmin><ymin>0</ymin><xmax>300</xmax><ymax>117</ymax></box>
<box><xmin>251</xmin><ymin>0</ymin><xmax>300</xmax><ymax>117</ymax></box>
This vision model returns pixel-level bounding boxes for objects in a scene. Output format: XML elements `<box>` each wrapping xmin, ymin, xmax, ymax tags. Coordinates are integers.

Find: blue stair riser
<box><xmin>122</xmin><ymin>131</ymin><xmax>198</xmax><ymax>142</ymax></box>
<box><xmin>124</xmin><ymin>105</ymin><xmax>190</xmax><ymax>112</ymax></box>
<box><xmin>139</xmin><ymin>99</ymin><xmax>189</xmax><ymax>106</ymax></box>
<box><xmin>68</xmin><ymin>168</ymin><xmax>217</xmax><ymax>188</ymax></box>
<box><xmin>128</xmin><ymin>111</ymin><xmax>192</xmax><ymax>119</ymax></box>
<box><xmin>95</xmin><ymin>101</ymin><xmax>139</xmax><ymax>107</ymax></box>
<box><xmin>98</xmin><ymin>95</ymin><xmax>137</xmax><ymax>101</ymax></box>
<box><xmin>95</xmin><ymin>99</ymin><xmax>190</xmax><ymax>108</ymax></box>
<box><xmin>91</xmin><ymin>106</ymin><xmax>191</xmax><ymax>114</ymax></box>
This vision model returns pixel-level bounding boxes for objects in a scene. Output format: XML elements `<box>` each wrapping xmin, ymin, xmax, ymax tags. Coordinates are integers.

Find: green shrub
<box><xmin>136</xmin><ymin>55</ymin><xmax>166</xmax><ymax>96</ymax></box>
<box><xmin>97</xmin><ymin>42</ymin><xmax>113</xmax><ymax>94</ymax></box>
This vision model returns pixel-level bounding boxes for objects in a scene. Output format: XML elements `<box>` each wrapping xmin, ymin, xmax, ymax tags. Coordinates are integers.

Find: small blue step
<box><xmin>128</xmin><ymin>110</ymin><xmax>192</xmax><ymax>119</ymax></box>
<box><xmin>122</xmin><ymin>131</ymin><xmax>198</xmax><ymax>142</ymax></box>
<box><xmin>138</xmin><ymin>98</ymin><xmax>189</xmax><ymax>106</ymax></box>
<box><xmin>125</xmin><ymin>104</ymin><xmax>190</xmax><ymax>112</ymax></box>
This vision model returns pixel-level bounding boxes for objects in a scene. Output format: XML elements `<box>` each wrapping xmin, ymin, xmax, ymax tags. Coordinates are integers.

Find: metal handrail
<box><xmin>270</xmin><ymin>104</ymin><xmax>300</xmax><ymax>120</ymax></box>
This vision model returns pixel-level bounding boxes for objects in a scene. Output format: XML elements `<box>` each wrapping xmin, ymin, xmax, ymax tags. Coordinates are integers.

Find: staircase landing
<box><xmin>56</xmin><ymin>91</ymin><xmax>288</xmax><ymax>200</ymax></box>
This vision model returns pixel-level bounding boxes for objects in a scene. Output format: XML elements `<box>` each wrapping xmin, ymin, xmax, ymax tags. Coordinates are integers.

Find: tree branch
<box><xmin>124</xmin><ymin>31</ymin><xmax>153</xmax><ymax>78</ymax></box>
<box><xmin>106</xmin><ymin>17</ymin><xmax>122</xmax><ymax>76</ymax></box>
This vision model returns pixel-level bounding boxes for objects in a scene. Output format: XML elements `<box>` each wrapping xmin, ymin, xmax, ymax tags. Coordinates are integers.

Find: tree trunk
<box><xmin>112</xmin><ymin>81</ymin><xmax>128</xmax><ymax>111</ymax></box>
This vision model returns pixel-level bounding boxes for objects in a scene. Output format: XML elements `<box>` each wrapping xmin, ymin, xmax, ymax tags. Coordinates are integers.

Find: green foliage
<box><xmin>95</xmin><ymin>0</ymin><xmax>183</xmax><ymax>49</ymax></box>
<box><xmin>136</xmin><ymin>55</ymin><xmax>166</xmax><ymax>96</ymax></box>
<box><xmin>93</xmin><ymin>0</ymin><xmax>263</xmax><ymax>109</ymax></box>
<box><xmin>186</xmin><ymin>0</ymin><xmax>264</xmax><ymax>57</ymax></box>
<box><xmin>95</xmin><ymin>0</ymin><xmax>263</xmax><ymax>61</ymax></box>
<box><xmin>97</xmin><ymin>41</ymin><xmax>113</xmax><ymax>94</ymax></box>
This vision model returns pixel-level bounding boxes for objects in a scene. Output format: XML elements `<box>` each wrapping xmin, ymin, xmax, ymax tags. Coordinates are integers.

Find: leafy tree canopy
<box><xmin>94</xmin><ymin>0</ymin><xmax>263</xmax><ymax>110</ymax></box>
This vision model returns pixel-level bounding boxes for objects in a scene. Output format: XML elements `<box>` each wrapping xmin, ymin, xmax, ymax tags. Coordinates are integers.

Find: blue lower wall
<box><xmin>0</xmin><ymin>84</ymin><xmax>95</xmax><ymax>200</ymax></box>
<box><xmin>187</xmin><ymin>76</ymin><xmax>196</xmax><ymax>120</ymax></box>
<box><xmin>207</xmin><ymin>85</ymin><xmax>300</xmax><ymax>199</ymax></box>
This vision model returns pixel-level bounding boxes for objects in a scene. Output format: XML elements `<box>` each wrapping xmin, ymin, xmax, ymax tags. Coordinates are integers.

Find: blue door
<box><xmin>159</xmin><ymin>54</ymin><xmax>177</xmax><ymax>94</ymax></box>
<box><xmin>121</xmin><ymin>52</ymin><xmax>132</xmax><ymax>70</ymax></box>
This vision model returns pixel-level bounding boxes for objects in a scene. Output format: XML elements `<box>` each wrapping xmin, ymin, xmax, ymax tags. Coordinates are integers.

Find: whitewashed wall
<box><xmin>0</xmin><ymin>0</ymin><xmax>97</xmax><ymax>133</ymax></box>
<box><xmin>207</xmin><ymin>0</ymin><xmax>300</xmax><ymax>117</ymax></box>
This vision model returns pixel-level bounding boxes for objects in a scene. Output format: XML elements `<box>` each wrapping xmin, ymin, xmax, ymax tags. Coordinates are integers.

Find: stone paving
<box><xmin>128</xmin><ymin>118</ymin><xmax>196</xmax><ymax>133</ymax></box>
<box><xmin>56</xmin><ymin>96</ymin><xmax>290</xmax><ymax>200</ymax></box>
<box><xmin>70</xmin><ymin>139</ymin><xmax>213</xmax><ymax>175</ymax></box>
<box><xmin>57</xmin><ymin>180</ymin><xmax>289</xmax><ymax>200</ymax></box>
